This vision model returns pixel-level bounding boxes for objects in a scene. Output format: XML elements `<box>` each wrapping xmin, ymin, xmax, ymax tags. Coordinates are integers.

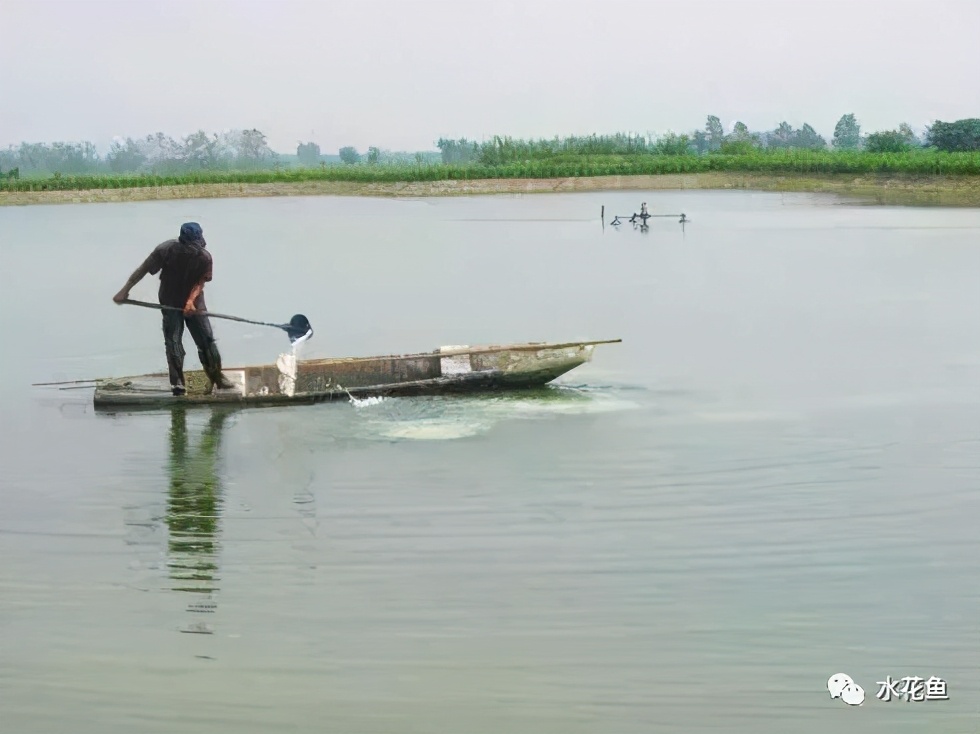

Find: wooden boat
<box><xmin>92</xmin><ymin>338</ymin><xmax>622</xmax><ymax>410</ymax></box>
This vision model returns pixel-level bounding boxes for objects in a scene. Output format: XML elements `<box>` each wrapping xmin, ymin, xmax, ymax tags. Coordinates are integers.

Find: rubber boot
<box><xmin>199</xmin><ymin>342</ymin><xmax>235</xmax><ymax>391</ymax></box>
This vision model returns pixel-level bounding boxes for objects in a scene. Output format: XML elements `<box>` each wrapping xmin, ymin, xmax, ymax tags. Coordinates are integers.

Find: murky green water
<box><xmin>1</xmin><ymin>190</ymin><xmax>979</xmax><ymax>733</ymax></box>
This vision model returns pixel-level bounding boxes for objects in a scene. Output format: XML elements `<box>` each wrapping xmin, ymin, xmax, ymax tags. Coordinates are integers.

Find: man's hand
<box><xmin>184</xmin><ymin>280</ymin><xmax>205</xmax><ymax>316</ymax></box>
<box><xmin>113</xmin><ymin>290</ymin><xmax>129</xmax><ymax>304</ymax></box>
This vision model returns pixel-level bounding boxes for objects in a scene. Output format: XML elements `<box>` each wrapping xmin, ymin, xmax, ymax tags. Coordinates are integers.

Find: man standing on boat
<box><xmin>112</xmin><ymin>222</ymin><xmax>235</xmax><ymax>396</ymax></box>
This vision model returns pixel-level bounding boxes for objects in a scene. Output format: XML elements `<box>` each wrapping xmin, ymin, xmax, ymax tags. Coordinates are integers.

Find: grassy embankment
<box><xmin>3</xmin><ymin>150</ymin><xmax>980</xmax><ymax>206</ymax></box>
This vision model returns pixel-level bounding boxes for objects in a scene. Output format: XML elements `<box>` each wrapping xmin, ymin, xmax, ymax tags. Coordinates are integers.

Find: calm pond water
<box><xmin>1</xmin><ymin>190</ymin><xmax>979</xmax><ymax>733</ymax></box>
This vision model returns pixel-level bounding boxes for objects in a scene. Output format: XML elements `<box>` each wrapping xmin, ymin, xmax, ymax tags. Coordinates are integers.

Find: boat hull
<box><xmin>92</xmin><ymin>340</ymin><xmax>617</xmax><ymax>410</ymax></box>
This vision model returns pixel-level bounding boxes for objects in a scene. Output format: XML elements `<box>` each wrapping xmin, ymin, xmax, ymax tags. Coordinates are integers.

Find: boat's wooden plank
<box><xmin>296</xmin><ymin>355</ymin><xmax>441</xmax><ymax>390</ymax></box>
<box><xmin>298</xmin><ymin>338</ymin><xmax>621</xmax><ymax>366</ymax></box>
<box><xmin>107</xmin><ymin>339</ymin><xmax>619</xmax><ymax>374</ymax></box>
<box><xmin>91</xmin><ymin>339</ymin><xmax>619</xmax><ymax>410</ymax></box>
<box><xmin>93</xmin><ymin>363</ymin><xmax>576</xmax><ymax>410</ymax></box>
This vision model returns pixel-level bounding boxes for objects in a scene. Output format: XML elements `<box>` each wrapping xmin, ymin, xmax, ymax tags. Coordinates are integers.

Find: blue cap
<box><xmin>179</xmin><ymin>222</ymin><xmax>203</xmax><ymax>242</ymax></box>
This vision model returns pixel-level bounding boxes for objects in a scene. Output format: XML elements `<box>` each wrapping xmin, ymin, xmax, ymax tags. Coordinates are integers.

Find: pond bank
<box><xmin>3</xmin><ymin>172</ymin><xmax>980</xmax><ymax>207</ymax></box>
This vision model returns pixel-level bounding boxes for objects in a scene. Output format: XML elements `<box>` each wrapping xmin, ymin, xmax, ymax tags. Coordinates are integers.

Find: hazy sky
<box><xmin>2</xmin><ymin>0</ymin><xmax>979</xmax><ymax>154</ymax></box>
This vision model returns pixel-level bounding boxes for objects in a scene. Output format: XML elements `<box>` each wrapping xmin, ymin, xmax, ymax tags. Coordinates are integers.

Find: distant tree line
<box><xmin>434</xmin><ymin>115</ymin><xmax>980</xmax><ymax>165</ymax></box>
<box><xmin>0</xmin><ymin>127</ymin><xmax>442</xmax><ymax>178</ymax></box>
<box><xmin>923</xmin><ymin>119</ymin><xmax>980</xmax><ymax>152</ymax></box>
<box><xmin>330</xmin><ymin>145</ymin><xmax>440</xmax><ymax>166</ymax></box>
<box><xmin>0</xmin><ymin>128</ymin><xmax>279</xmax><ymax>178</ymax></box>
<box><xmin>3</xmin><ymin>116</ymin><xmax>980</xmax><ymax>180</ymax></box>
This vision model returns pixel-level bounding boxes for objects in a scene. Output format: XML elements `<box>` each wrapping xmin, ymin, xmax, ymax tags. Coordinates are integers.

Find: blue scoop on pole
<box><xmin>123</xmin><ymin>299</ymin><xmax>314</xmax><ymax>344</ymax></box>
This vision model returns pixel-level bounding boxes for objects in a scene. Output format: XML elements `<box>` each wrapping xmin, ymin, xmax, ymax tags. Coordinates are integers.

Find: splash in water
<box><xmin>274</xmin><ymin>338</ymin><xmax>386</xmax><ymax>407</ymax></box>
<box><xmin>349</xmin><ymin>395</ymin><xmax>386</xmax><ymax>408</ymax></box>
<box><xmin>332</xmin><ymin>381</ymin><xmax>386</xmax><ymax>408</ymax></box>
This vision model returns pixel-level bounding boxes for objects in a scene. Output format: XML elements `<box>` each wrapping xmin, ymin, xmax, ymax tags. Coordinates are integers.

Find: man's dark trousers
<box><xmin>162</xmin><ymin>310</ymin><xmax>225</xmax><ymax>390</ymax></box>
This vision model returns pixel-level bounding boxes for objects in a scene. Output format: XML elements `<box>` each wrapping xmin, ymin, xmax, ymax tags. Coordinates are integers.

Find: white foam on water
<box><xmin>483</xmin><ymin>394</ymin><xmax>641</xmax><ymax>419</ymax></box>
<box><xmin>349</xmin><ymin>395</ymin><xmax>386</xmax><ymax>408</ymax></box>
<box><xmin>272</xmin><ymin>387</ymin><xmax>639</xmax><ymax>446</ymax></box>
<box><xmin>377</xmin><ymin>420</ymin><xmax>490</xmax><ymax>441</ymax></box>
<box><xmin>329</xmin><ymin>380</ymin><xmax>387</xmax><ymax>408</ymax></box>
<box><xmin>348</xmin><ymin>387</ymin><xmax>639</xmax><ymax>442</ymax></box>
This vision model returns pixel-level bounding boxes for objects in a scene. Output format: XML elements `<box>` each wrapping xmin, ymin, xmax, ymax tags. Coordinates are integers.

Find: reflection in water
<box><xmin>165</xmin><ymin>407</ymin><xmax>233</xmax><ymax>633</ymax></box>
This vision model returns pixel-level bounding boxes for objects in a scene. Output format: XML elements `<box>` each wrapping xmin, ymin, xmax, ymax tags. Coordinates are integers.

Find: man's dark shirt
<box><xmin>142</xmin><ymin>238</ymin><xmax>213</xmax><ymax>309</ymax></box>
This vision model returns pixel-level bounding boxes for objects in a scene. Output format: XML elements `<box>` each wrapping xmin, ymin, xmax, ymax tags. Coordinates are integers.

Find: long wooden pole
<box><xmin>32</xmin><ymin>378</ymin><xmax>103</xmax><ymax>386</ymax></box>
<box><xmin>122</xmin><ymin>299</ymin><xmax>292</xmax><ymax>330</ymax></box>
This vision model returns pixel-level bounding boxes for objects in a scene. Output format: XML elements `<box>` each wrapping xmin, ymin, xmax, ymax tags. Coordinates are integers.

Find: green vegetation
<box><xmin>3</xmin><ymin>114</ymin><xmax>980</xmax><ymax>196</ymax></box>
<box><xmin>865</xmin><ymin>128</ymin><xmax>916</xmax><ymax>153</ymax></box>
<box><xmin>2</xmin><ymin>150</ymin><xmax>980</xmax><ymax>193</ymax></box>
<box><xmin>926</xmin><ymin>119</ymin><xmax>980</xmax><ymax>152</ymax></box>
